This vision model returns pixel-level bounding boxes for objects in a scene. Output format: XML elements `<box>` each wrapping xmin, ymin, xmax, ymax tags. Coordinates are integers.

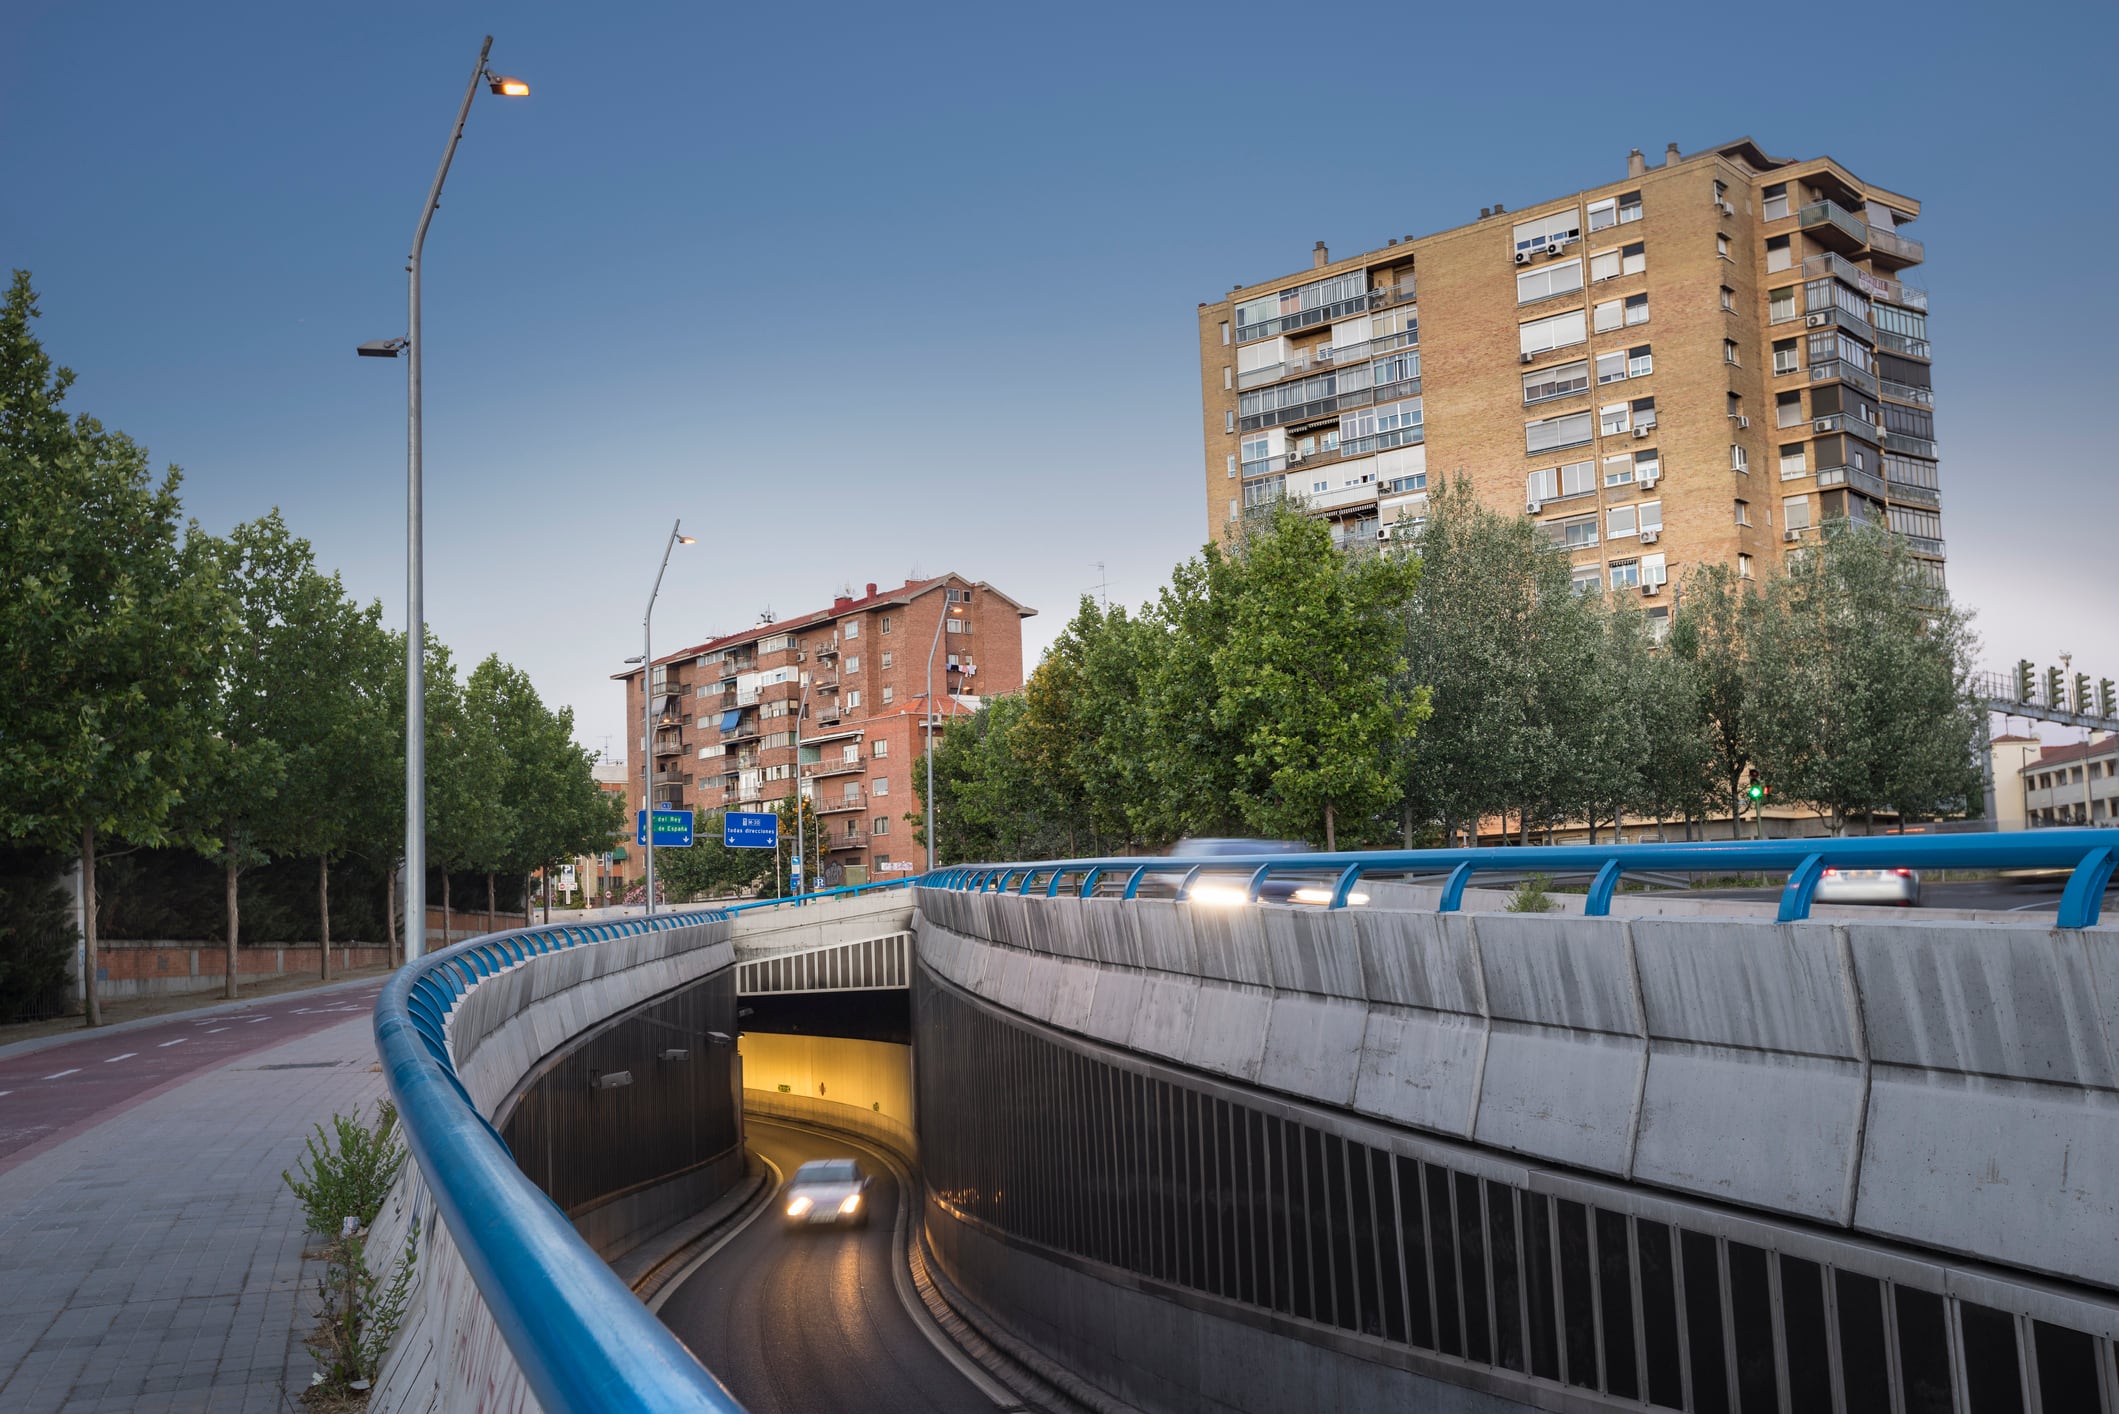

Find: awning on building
<box><xmin>720</xmin><ymin>709</ymin><xmax>742</xmax><ymax>731</ymax></box>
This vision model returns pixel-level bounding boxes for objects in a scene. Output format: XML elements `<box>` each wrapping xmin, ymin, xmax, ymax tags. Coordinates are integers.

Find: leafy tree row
<box><xmin>917</xmin><ymin>483</ymin><xmax>1983</xmax><ymax>862</ymax></box>
<box><xmin>0</xmin><ymin>272</ymin><xmax>619</xmax><ymax>1025</ymax></box>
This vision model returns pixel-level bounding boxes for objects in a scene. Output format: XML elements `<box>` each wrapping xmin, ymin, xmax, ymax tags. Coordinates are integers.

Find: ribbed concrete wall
<box><xmin>914</xmin><ymin>887</ymin><xmax>2119</xmax><ymax>1293</ymax></box>
<box><xmin>369</xmin><ymin>917</ymin><xmax>735</xmax><ymax>1414</ymax></box>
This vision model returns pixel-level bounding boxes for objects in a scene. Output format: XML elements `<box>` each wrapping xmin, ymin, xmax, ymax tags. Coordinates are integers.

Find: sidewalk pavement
<box><xmin>0</xmin><ymin>1012</ymin><xmax>384</xmax><ymax>1412</ymax></box>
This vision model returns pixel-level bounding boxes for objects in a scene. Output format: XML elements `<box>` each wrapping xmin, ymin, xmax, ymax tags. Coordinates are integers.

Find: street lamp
<box><xmin>359</xmin><ymin>35</ymin><xmax>527</xmax><ymax>963</ymax></box>
<box><xmin>924</xmin><ymin>593</ymin><xmax>967</xmax><ymax>871</ymax></box>
<box><xmin>641</xmin><ymin>521</ymin><xmax>694</xmax><ymax>915</ymax></box>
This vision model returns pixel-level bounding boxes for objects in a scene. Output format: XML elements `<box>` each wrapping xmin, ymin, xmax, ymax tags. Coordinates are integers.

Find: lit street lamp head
<box><xmin>678</xmin><ymin>535</ymin><xmax>696</xmax><ymax>545</ymax></box>
<box><xmin>487</xmin><ymin>74</ymin><xmax>530</xmax><ymax>97</ymax></box>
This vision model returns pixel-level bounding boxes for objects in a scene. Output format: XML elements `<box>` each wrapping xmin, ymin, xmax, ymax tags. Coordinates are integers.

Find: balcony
<box><xmin>1884</xmin><ymin>432</ymin><xmax>1938</xmax><ymax>459</ymax></box>
<box><xmin>826</xmin><ymin>829</ymin><xmax>866</xmax><ymax>850</ymax></box>
<box><xmin>813</xmin><ymin>638</ymin><xmax>839</xmax><ymax>659</ymax></box>
<box><xmin>1875</xmin><ymin>330</ymin><xmax>1931</xmax><ymax>360</ymax></box>
<box><xmin>722</xmin><ymin>718</ymin><xmax>762</xmax><ymax>745</ymax></box>
<box><xmin>1302</xmin><ymin>480</ymin><xmax>1380</xmax><ymax>514</ymax></box>
<box><xmin>814</xmin><ymin>705</ymin><xmax>843</xmax><ymax>726</ymax></box>
<box><xmin>1802</xmin><ymin>253</ymin><xmax>1926</xmax><ymax>311</ymax></box>
<box><xmin>652</xmin><ymin>790</ymin><xmax>686</xmax><ymax>809</ymax></box>
<box><xmin>1808</xmin><ymin>358</ymin><xmax>1879</xmax><ymax>399</ymax></box>
<box><xmin>1887</xmin><ymin>479</ymin><xmax>1942</xmax><ymax>509</ymax></box>
<box><xmin>652</xmin><ymin>735</ymin><xmax>684</xmax><ymax>758</ymax></box>
<box><xmin>1880</xmin><ymin>379</ymin><xmax>1933</xmax><ymax>406</ymax></box>
<box><xmin>1868</xmin><ymin>227</ymin><xmax>1924</xmax><ymax>268</ymax></box>
<box><xmin>809</xmin><ymin>674</ymin><xmax>840</xmax><ymax>693</ymax></box>
<box><xmin>815</xmin><ymin>791</ymin><xmax>868</xmax><ymax>814</ymax></box>
<box><xmin>1818</xmin><ymin>464</ymin><xmax>1890</xmax><ymax>503</ymax></box>
<box><xmin>1811</xmin><ymin>411</ymin><xmax>1881</xmax><ymax>446</ymax></box>
<box><xmin>1798</xmin><ymin>200</ymin><xmax>1869</xmax><ymax>253</ymax></box>
<box><xmin>1340</xmin><ymin>424</ymin><xmax>1425</xmax><ymax>458</ymax></box>
<box><xmin>1901</xmin><ymin>533</ymin><xmax>1946</xmax><ymax>559</ymax></box>
<box><xmin>1800</xmin><ymin>303</ymin><xmax>1875</xmax><ymax>344</ymax></box>
<box><xmin>652</xmin><ymin>769</ymin><xmax>686</xmax><ymax>787</ymax></box>
<box><xmin>802</xmin><ymin>757</ymin><xmax>864</xmax><ymax>779</ymax></box>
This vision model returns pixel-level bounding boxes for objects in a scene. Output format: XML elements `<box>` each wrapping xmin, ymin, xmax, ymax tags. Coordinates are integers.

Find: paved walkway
<box><xmin>0</xmin><ymin>1002</ymin><xmax>384</xmax><ymax>1412</ymax></box>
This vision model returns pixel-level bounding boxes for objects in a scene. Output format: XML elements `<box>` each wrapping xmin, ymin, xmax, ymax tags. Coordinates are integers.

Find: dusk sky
<box><xmin>5</xmin><ymin>0</ymin><xmax>2111</xmax><ymax>761</ymax></box>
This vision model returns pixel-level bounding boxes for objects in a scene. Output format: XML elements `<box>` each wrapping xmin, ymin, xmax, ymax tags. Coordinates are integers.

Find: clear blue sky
<box><xmin>5</xmin><ymin>0</ymin><xmax>2111</xmax><ymax>760</ymax></box>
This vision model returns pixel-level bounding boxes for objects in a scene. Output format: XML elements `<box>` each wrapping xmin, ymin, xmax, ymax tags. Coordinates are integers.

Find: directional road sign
<box><xmin>636</xmin><ymin>809</ymin><xmax>695</xmax><ymax>847</ymax></box>
<box><xmin>723</xmin><ymin>811</ymin><xmax>779</xmax><ymax>850</ymax></box>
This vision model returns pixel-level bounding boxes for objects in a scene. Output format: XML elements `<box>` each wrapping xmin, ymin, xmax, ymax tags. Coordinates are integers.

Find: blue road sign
<box><xmin>635</xmin><ymin>809</ymin><xmax>695</xmax><ymax>847</ymax></box>
<box><xmin>724</xmin><ymin>811</ymin><xmax>779</xmax><ymax>850</ymax></box>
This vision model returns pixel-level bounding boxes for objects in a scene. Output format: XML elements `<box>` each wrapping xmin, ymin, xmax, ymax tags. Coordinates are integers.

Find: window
<box><xmin>880</xmin><ymin>616</ymin><xmax>892</xmax><ymax>633</ymax></box>
<box><xmin>1783</xmin><ymin>495</ymin><xmax>1811</xmax><ymax>530</ymax></box>
<box><xmin>1513</xmin><ymin>208</ymin><xmax>1582</xmax><ymax>257</ymax></box>
<box><xmin>1311</xmin><ymin>479</ymin><xmax>1328</xmax><ymax>494</ymax></box>
<box><xmin>1603</xmin><ymin>452</ymin><xmax>1636</xmax><ymax>487</ymax></box>
<box><xmin>1723</xmin><ymin>339</ymin><xmax>1741</xmax><ymax>365</ymax></box>
<box><xmin>1638</xmin><ymin>499</ymin><xmax>1662</xmax><ymax>532</ymax></box>
<box><xmin>1776</xmin><ymin>390</ymin><xmax>1804</xmax><ymax>427</ymax></box>
<box><xmin>872</xmin><ymin>815</ymin><xmax>889</xmax><ymax>836</ymax></box>
<box><xmin>1595</xmin><ymin>345</ymin><xmax>1653</xmax><ymax>385</ymax></box>
<box><xmin>846</xmin><ymin>689</ymin><xmax>862</xmax><ymax>708</ymax></box>
<box><xmin>844</xmin><ymin>619</ymin><xmax>860</xmax><ymax>639</ymax></box>
<box><xmin>1720</xmin><ymin>286</ymin><xmax>1736</xmax><ymax>312</ymax></box>
<box><xmin>1609</xmin><ymin>559</ymin><xmax>1641</xmax><ymax>589</ymax></box>
<box><xmin>1526</xmin><ymin>467</ymin><xmax>1559</xmax><ymax>503</ymax></box>
<box><xmin>1713</xmin><ymin>178</ymin><xmax>1728</xmax><ymax>202</ymax></box>
<box><xmin>1625</xmin><ymin>293</ymin><xmax>1650</xmax><ymax>326</ymax></box>
<box><xmin>1593</xmin><ymin>298</ymin><xmax>1622</xmax><ymax>333</ymax></box>
<box><xmin>1560</xmin><ymin>459</ymin><xmax>1595</xmax><ymax>496</ymax></box>
<box><xmin>1739</xmin><ymin>553</ymin><xmax>1755</xmax><ymax>578</ymax></box>
<box><xmin>1587</xmin><ymin>191</ymin><xmax>1643</xmax><ymax>231</ymax></box>
<box><xmin>1519</xmin><ymin>308</ymin><xmax>1588</xmax><ymax>356</ymax></box>
<box><xmin>1223</xmin><ymin>366</ymin><xmax>1232</xmax><ymax>389</ymax></box>
<box><xmin>1769</xmin><ymin>286</ymin><xmax>1797</xmax><ymax>322</ymax></box>
<box><xmin>1727</xmin><ymin>392</ymin><xmax>1744</xmax><ymax>418</ymax></box>
<box><xmin>873</xmin><ymin>777</ymin><xmax>889</xmax><ymax>796</ymax></box>
<box><xmin>1763</xmin><ymin>183</ymin><xmax>1790</xmax><ymax>221</ymax></box>
<box><xmin>1225</xmin><ymin>453</ymin><xmax>1237</xmax><ymax>478</ymax></box>
<box><xmin>1225</xmin><ymin>410</ymin><xmax>1235</xmax><ymax>433</ymax></box>
<box><xmin>1642</xmin><ymin>552</ymin><xmax>1667</xmax><ymax>586</ymax></box>
<box><xmin>1601</xmin><ymin>401</ymin><xmax>1631</xmax><ymax>435</ymax></box>
<box><xmin>1716</xmin><ymin>233</ymin><xmax>1731</xmax><ymax>258</ymax></box>
<box><xmin>1618</xmin><ymin>191</ymin><xmax>1643</xmax><ymax>223</ymax></box>
<box><xmin>1647</xmin><ymin>605</ymin><xmax>1672</xmax><ymax>642</ymax></box>
<box><xmin>845</xmin><ymin>655</ymin><xmax>859</xmax><ymax>672</ymax></box>
<box><xmin>1766</xmin><ymin>234</ymin><xmax>1792</xmax><ymax>272</ymax></box>
<box><xmin>946</xmin><ymin>617</ymin><xmax>966</xmax><ymax>634</ymax></box>
<box><xmin>1372</xmin><ymin>348</ymin><xmax>1421</xmax><ymax>388</ymax></box>
<box><xmin>880</xmin><ymin>685</ymin><xmax>893</xmax><ymax>704</ymax></box>
<box><xmin>1779</xmin><ymin>444</ymin><xmax>1807</xmax><ymax>478</ymax></box>
<box><xmin>1548</xmin><ymin>514</ymin><xmax>1599</xmax><ymax>549</ymax></box>
<box><xmin>880</xmin><ymin>651</ymin><xmax>893</xmax><ymax>669</ymax></box>
<box><xmin>1526</xmin><ymin>410</ymin><xmax>1594</xmax><ymax>456</ymax></box>
<box><xmin>1524</xmin><ymin>359</ymin><xmax>1589</xmax><ymax>404</ymax></box>
<box><xmin>1608</xmin><ymin>505</ymin><xmax>1637</xmax><ymax>538</ymax></box>
<box><xmin>1517</xmin><ymin>259</ymin><xmax>1583</xmax><ymax>304</ymax></box>
<box><xmin>1734</xmin><ymin>498</ymin><xmax>1751</xmax><ymax>525</ymax></box>
<box><xmin>1589</xmin><ymin>242</ymin><xmax>1646</xmax><ymax>282</ymax></box>
<box><xmin>1633</xmin><ymin>396</ymin><xmax>1657</xmax><ymax>428</ymax></box>
<box><xmin>873</xmin><ymin>739</ymin><xmax>888</xmax><ymax>758</ymax></box>
<box><xmin>1809</xmin><ymin>329</ymin><xmax>1872</xmax><ymax>373</ymax></box>
<box><xmin>1220</xmin><ymin>320</ymin><xmax>1230</xmax><ymax>345</ymax></box>
<box><xmin>1772</xmin><ymin>338</ymin><xmax>1799</xmax><ymax>374</ymax></box>
<box><xmin>1731</xmin><ymin>445</ymin><xmax>1749</xmax><ymax>473</ymax></box>
<box><xmin>1571</xmin><ymin>564</ymin><xmax>1602</xmax><ymax>594</ymax></box>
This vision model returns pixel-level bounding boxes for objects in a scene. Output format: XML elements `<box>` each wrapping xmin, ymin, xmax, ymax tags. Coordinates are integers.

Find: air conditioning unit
<box><xmin>1378</xmin><ymin>525</ymin><xmax>1394</xmax><ymax>541</ymax></box>
<box><xmin>1642</xmin><ymin>581</ymin><xmax>1663</xmax><ymax>596</ymax></box>
<box><xmin>1733</xmin><ymin>415</ymin><xmax>1751</xmax><ymax>428</ymax></box>
<box><xmin>1526</xmin><ymin>500</ymin><xmax>1543</xmax><ymax>515</ymax></box>
<box><xmin>1514</xmin><ymin>251</ymin><xmax>1533</xmax><ymax>265</ymax></box>
<box><xmin>1783</xmin><ymin>527</ymin><xmax>1803</xmax><ymax>542</ymax></box>
<box><xmin>1639</xmin><ymin>470</ymin><xmax>1659</xmax><ymax>488</ymax></box>
<box><xmin>1806</xmin><ymin>313</ymin><xmax>1828</xmax><ymax>328</ymax></box>
<box><xmin>1519</xmin><ymin>351</ymin><xmax>1537</xmax><ymax>364</ymax></box>
<box><xmin>1715</xmin><ymin>199</ymin><xmax>1736</xmax><ymax>216</ymax></box>
<box><xmin>1814</xmin><ymin>418</ymin><xmax>1834</xmax><ymax>433</ymax></box>
<box><xmin>1545</xmin><ymin>243</ymin><xmax>1563</xmax><ymax>256</ymax></box>
<box><xmin>1632</xmin><ymin>426</ymin><xmax>1651</xmax><ymax>439</ymax></box>
<box><xmin>1639</xmin><ymin>529</ymin><xmax>1660</xmax><ymax>545</ymax></box>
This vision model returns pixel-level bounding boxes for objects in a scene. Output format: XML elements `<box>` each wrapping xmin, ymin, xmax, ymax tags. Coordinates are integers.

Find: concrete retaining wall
<box><xmin>915</xmin><ymin>887</ymin><xmax>2119</xmax><ymax>1292</ymax></box>
<box><xmin>369</xmin><ymin>915</ymin><xmax>735</xmax><ymax>1414</ymax></box>
<box><xmin>89</xmin><ymin>939</ymin><xmax>391</xmax><ymax>999</ymax></box>
<box><xmin>728</xmin><ymin>889</ymin><xmax>916</xmax><ymax>958</ymax></box>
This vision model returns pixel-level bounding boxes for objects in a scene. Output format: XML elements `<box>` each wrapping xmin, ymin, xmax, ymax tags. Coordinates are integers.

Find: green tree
<box><xmin>1629</xmin><ymin>619</ymin><xmax>1717</xmax><ymax>839</ymax></box>
<box><xmin>466</xmin><ymin>656</ymin><xmax>620</xmax><ymax>923</ymax></box>
<box><xmin>916</xmin><ymin>696</ymin><xmax>1082</xmax><ymax>864</ymax></box>
<box><xmin>652</xmin><ymin>811</ymin><xmax>770</xmax><ymax>902</ymax></box>
<box><xmin>1670</xmin><ymin>561</ymin><xmax>1761</xmax><ymax>835</ymax></box>
<box><xmin>0</xmin><ymin>272</ymin><xmax>230</xmax><ymax>1024</ymax></box>
<box><xmin>1206</xmin><ymin>504</ymin><xmax>1425</xmax><ymax>849</ymax></box>
<box><xmin>423</xmin><ymin>642</ymin><xmax>510</xmax><ymax>944</ymax></box>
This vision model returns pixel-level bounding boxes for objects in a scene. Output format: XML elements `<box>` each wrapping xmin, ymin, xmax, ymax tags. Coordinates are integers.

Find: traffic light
<box><xmin>2074</xmin><ymin>673</ymin><xmax>2092</xmax><ymax>715</ymax></box>
<box><xmin>2101</xmin><ymin>679</ymin><xmax>2116</xmax><ymax>720</ymax></box>
<box><xmin>2045</xmin><ymin>666</ymin><xmax>2064</xmax><ymax>708</ymax></box>
<box><xmin>2014</xmin><ymin>660</ymin><xmax>2035</xmax><ymax>704</ymax></box>
<box><xmin>1746</xmin><ymin>781</ymin><xmax>1768</xmax><ymax>803</ymax></box>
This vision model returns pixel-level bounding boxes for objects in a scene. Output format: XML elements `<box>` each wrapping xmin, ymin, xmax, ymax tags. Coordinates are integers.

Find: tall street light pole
<box><xmin>923</xmin><ymin>594</ymin><xmax>965</xmax><ymax>871</ymax></box>
<box><xmin>359</xmin><ymin>37</ymin><xmax>529</xmax><ymax>962</ymax></box>
<box><xmin>641</xmin><ymin>521</ymin><xmax>694</xmax><ymax>915</ymax></box>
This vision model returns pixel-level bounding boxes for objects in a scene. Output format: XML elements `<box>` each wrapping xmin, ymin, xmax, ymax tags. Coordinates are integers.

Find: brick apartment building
<box><xmin>616</xmin><ymin>575</ymin><xmax>1033</xmax><ymax>887</ymax></box>
<box><xmin>1198</xmin><ymin>137</ymin><xmax>1941</xmax><ymax>635</ymax></box>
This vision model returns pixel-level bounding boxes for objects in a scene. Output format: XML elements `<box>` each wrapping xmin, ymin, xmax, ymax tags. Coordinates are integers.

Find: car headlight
<box><xmin>838</xmin><ymin>1194</ymin><xmax>861</xmax><ymax>1214</ymax></box>
<box><xmin>1290</xmin><ymin>887</ymin><xmax>1370</xmax><ymax>906</ymax></box>
<box><xmin>1185</xmin><ymin>883</ymin><xmax>1250</xmax><ymax>906</ymax></box>
<box><xmin>787</xmin><ymin>1196</ymin><xmax>813</xmax><ymax>1217</ymax></box>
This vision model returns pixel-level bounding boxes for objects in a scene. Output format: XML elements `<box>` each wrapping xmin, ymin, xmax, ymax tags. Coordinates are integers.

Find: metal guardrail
<box><xmin>926</xmin><ymin>831</ymin><xmax>2119</xmax><ymax>928</ymax></box>
<box><xmin>372</xmin><ymin>911</ymin><xmax>750</xmax><ymax>1414</ymax></box>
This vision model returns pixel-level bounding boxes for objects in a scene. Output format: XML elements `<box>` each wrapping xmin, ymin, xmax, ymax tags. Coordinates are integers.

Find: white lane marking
<box><xmin>103</xmin><ymin>1053</ymin><xmax>137</xmax><ymax>1063</ymax></box>
<box><xmin>645</xmin><ymin>1154</ymin><xmax>784</xmax><ymax>1316</ymax></box>
<box><xmin>2008</xmin><ymin>900</ymin><xmax>2058</xmax><ymax>912</ymax></box>
<box><xmin>0</xmin><ymin>1090</ymin><xmax>12</xmax><ymax>1097</ymax></box>
<box><xmin>158</xmin><ymin>1038</ymin><xmax>186</xmax><ymax>1047</ymax></box>
<box><xmin>245</xmin><ymin>1017</ymin><xmax>271</xmax><ymax>1024</ymax></box>
<box><xmin>44</xmin><ymin>1069</ymin><xmax>79</xmax><ymax>1080</ymax></box>
<box><xmin>205</xmin><ymin>1028</ymin><xmax>229</xmax><ymax>1035</ymax></box>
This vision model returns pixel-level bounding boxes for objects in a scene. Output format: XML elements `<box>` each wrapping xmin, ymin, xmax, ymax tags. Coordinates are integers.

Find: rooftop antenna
<box><xmin>1093</xmin><ymin>560</ymin><xmax>1109</xmax><ymax>610</ymax></box>
<box><xmin>757</xmin><ymin>607</ymin><xmax>775</xmax><ymax>625</ymax></box>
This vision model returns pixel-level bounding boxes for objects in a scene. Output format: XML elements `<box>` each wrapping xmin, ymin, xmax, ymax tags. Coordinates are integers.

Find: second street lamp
<box><xmin>359</xmin><ymin>35</ymin><xmax>528</xmax><ymax>963</ymax></box>
<box><xmin>641</xmin><ymin>521</ymin><xmax>694</xmax><ymax>916</ymax></box>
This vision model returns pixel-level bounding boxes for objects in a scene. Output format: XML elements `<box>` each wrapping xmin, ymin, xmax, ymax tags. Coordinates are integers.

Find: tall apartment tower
<box><xmin>1198</xmin><ymin>138</ymin><xmax>1939</xmax><ymax>629</ymax></box>
<box><xmin>617</xmin><ymin>575</ymin><xmax>1033</xmax><ymax>888</ymax></box>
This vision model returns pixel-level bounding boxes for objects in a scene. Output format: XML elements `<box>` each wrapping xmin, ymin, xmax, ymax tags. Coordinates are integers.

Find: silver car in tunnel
<box><xmin>783</xmin><ymin>1158</ymin><xmax>870</xmax><ymax>1229</ymax></box>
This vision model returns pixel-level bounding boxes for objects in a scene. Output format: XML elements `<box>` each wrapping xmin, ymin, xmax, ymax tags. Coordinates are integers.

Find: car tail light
<box><xmin>1892</xmin><ymin>868</ymin><xmax>1911</xmax><ymax>877</ymax></box>
<box><xmin>1822</xmin><ymin>867</ymin><xmax>1840</xmax><ymax>877</ymax></box>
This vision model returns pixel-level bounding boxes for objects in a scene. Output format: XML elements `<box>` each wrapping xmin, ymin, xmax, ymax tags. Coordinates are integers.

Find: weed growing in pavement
<box><xmin>283</xmin><ymin>1101</ymin><xmax>405</xmax><ymax>1237</ymax></box>
<box><xmin>1506</xmin><ymin>874</ymin><xmax>1556</xmax><ymax>913</ymax></box>
<box><xmin>302</xmin><ymin>1218</ymin><xmax>417</xmax><ymax>1402</ymax></box>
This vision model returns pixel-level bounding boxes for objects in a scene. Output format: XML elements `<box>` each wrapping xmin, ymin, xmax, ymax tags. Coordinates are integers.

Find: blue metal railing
<box><xmin>718</xmin><ymin>875</ymin><xmax>916</xmax><ymax>915</ymax></box>
<box><xmin>372</xmin><ymin>909</ymin><xmax>749</xmax><ymax>1414</ymax></box>
<box><xmin>921</xmin><ymin>830</ymin><xmax>2119</xmax><ymax>929</ymax></box>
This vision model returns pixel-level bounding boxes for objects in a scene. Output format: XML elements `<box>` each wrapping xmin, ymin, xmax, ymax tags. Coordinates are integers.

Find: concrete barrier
<box><xmin>913</xmin><ymin>887</ymin><xmax>2119</xmax><ymax>1291</ymax></box>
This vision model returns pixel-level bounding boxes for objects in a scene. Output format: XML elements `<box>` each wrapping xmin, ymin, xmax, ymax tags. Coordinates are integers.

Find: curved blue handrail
<box><xmin>372</xmin><ymin>908</ymin><xmax>749</xmax><ymax>1414</ymax></box>
<box><xmin>912</xmin><ymin>830</ymin><xmax>2119</xmax><ymax>929</ymax></box>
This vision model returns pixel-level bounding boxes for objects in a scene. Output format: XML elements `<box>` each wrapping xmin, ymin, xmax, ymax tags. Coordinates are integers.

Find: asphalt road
<box><xmin>0</xmin><ymin>979</ymin><xmax>386</xmax><ymax>1174</ymax></box>
<box><xmin>658</xmin><ymin>1118</ymin><xmax>1001</xmax><ymax>1414</ymax></box>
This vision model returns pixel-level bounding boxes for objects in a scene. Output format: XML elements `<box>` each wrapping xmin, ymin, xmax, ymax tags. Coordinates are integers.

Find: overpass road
<box><xmin>0</xmin><ymin>979</ymin><xmax>386</xmax><ymax>1174</ymax></box>
<box><xmin>658</xmin><ymin>1118</ymin><xmax>1009</xmax><ymax>1414</ymax></box>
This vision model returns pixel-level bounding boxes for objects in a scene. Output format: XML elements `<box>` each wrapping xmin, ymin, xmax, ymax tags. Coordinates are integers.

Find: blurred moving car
<box><xmin>1814</xmin><ymin>866</ymin><xmax>1921</xmax><ymax>906</ymax></box>
<box><xmin>783</xmin><ymin>1158</ymin><xmax>869</xmax><ymax>1228</ymax></box>
<box><xmin>1166</xmin><ymin>838</ymin><xmax>1369</xmax><ymax>906</ymax></box>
